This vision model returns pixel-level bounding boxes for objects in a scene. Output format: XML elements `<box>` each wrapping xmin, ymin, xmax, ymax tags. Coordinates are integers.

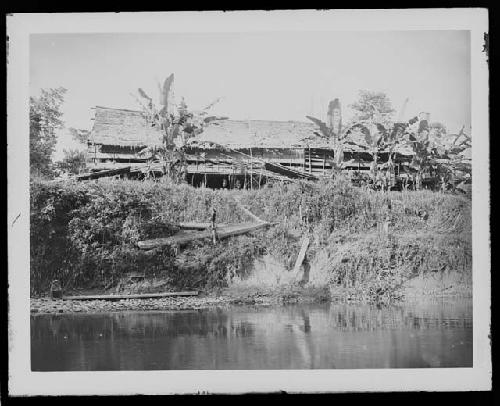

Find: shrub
<box><xmin>174</xmin><ymin>235</ymin><xmax>264</xmax><ymax>289</ymax></box>
<box><xmin>30</xmin><ymin>179</ymin><xmax>255</xmax><ymax>294</ymax></box>
<box><xmin>30</xmin><ymin>181</ymin><xmax>89</xmax><ymax>295</ymax></box>
<box><xmin>30</xmin><ymin>176</ymin><xmax>472</xmax><ymax>300</ymax></box>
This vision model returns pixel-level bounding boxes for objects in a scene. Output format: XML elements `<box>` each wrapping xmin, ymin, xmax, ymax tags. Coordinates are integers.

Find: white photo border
<box><xmin>7</xmin><ymin>9</ymin><xmax>491</xmax><ymax>395</ymax></box>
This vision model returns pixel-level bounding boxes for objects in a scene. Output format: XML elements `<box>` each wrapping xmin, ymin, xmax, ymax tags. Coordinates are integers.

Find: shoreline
<box><xmin>30</xmin><ymin>287</ymin><xmax>328</xmax><ymax>315</ymax></box>
<box><xmin>30</xmin><ymin>277</ymin><xmax>471</xmax><ymax>315</ymax></box>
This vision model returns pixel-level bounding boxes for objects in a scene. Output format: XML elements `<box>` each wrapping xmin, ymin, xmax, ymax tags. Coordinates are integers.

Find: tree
<box><xmin>349</xmin><ymin>90</ymin><xmax>395</xmax><ymax>123</ymax></box>
<box><xmin>30</xmin><ymin>87</ymin><xmax>67</xmax><ymax>178</ymax></box>
<box><xmin>56</xmin><ymin>149</ymin><xmax>87</xmax><ymax>175</ymax></box>
<box><xmin>68</xmin><ymin>128</ymin><xmax>90</xmax><ymax>144</ymax></box>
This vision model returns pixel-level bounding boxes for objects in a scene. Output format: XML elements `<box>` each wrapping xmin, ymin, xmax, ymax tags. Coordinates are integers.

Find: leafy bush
<box><xmin>30</xmin><ymin>176</ymin><xmax>472</xmax><ymax>301</ymax></box>
<box><xmin>30</xmin><ymin>181</ymin><xmax>89</xmax><ymax>295</ymax></box>
<box><xmin>66</xmin><ymin>184</ymin><xmax>179</xmax><ymax>289</ymax></box>
<box><xmin>173</xmin><ymin>235</ymin><xmax>264</xmax><ymax>289</ymax></box>
<box><xmin>30</xmin><ymin>179</ymin><xmax>254</xmax><ymax>295</ymax></box>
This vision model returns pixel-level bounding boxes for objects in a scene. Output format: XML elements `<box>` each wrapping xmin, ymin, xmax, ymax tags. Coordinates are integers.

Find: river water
<box><xmin>31</xmin><ymin>299</ymin><xmax>472</xmax><ymax>371</ymax></box>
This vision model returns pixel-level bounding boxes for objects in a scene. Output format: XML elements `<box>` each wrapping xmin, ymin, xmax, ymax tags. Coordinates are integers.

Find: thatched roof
<box><xmin>90</xmin><ymin>107</ymin><xmax>328</xmax><ymax>149</ymax></box>
<box><xmin>195</xmin><ymin>119</ymin><xmax>329</xmax><ymax>148</ymax></box>
<box><xmin>90</xmin><ymin>106</ymin><xmax>163</xmax><ymax>147</ymax></box>
<box><xmin>88</xmin><ymin>107</ymin><xmax>424</xmax><ymax>156</ymax></box>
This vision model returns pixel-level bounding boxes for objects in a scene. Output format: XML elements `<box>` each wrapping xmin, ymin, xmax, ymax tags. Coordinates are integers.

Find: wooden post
<box><xmin>211</xmin><ymin>208</ymin><xmax>217</xmax><ymax>245</ymax></box>
<box><xmin>250</xmin><ymin>147</ymin><xmax>253</xmax><ymax>190</ymax></box>
<box><xmin>308</xmin><ymin>146</ymin><xmax>312</xmax><ymax>174</ymax></box>
<box><xmin>293</xmin><ymin>237</ymin><xmax>311</xmax><ymax>280</ymax></box>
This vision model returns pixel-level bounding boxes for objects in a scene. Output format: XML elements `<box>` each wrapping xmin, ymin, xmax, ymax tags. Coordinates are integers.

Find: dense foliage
<box><xmin>30</xmin><ymin>87</ymin><xmax>67</xmax><ymax>178</ymax></box>
<box><xmin>307</xmin><ymin>90</ymin><xmax>471</xmax><ymax>194</ymax></box>
<box><xmin>241</xmin><ymin>178</ymin><xmax>472</xmax><ymax>303</ymax></box>
<box><xmin>30</xmin><ymin>178</ymin><xmax>472</xmax><ymax>303</ymax></box>
<box><xmin>56</xmin><ymin>149</ymin><xmax>87</xmax><ymax>175</ymax></box>
<box><xmin>349</xmin><ymin>90</ymin><xmax>395</xmax><ymax>123</ymax></box>
<box><xmin>30</xmin><ymin>179</ymin><xmax>249</xmax><ymax>295</ymax></box>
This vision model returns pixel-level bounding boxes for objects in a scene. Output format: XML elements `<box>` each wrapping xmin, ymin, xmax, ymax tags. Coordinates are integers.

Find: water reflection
<box><xmin>31</xmin><ymin>299</ymin><xmax>472</xmax><ymax>371</ymax></box>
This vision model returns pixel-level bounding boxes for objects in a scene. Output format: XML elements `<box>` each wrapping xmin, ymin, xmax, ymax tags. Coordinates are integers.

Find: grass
<box><xmin>30</xmin><ymin>176</ymin><xmax>472</xmax><ymax>303</ymax></box>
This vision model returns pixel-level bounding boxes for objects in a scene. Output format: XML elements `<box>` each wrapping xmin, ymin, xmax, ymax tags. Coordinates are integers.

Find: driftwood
<box><xmin>62</xmin><ymin>291</ymin><xmax>198</xmax><ymax>301</ymax></box>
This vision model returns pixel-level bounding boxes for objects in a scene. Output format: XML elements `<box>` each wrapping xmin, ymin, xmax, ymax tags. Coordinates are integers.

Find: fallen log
<box><xmin>62</xmin><ymin>291</ymin><xmax>199</xmax><ymax>301</ymax></box>
<box><xmin>137</xmin><ymin>221</ymin><xmax>270</xmax><ymax>250</ymax></box>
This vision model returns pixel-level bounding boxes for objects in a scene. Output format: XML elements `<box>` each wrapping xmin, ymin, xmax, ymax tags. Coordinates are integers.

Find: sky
<box><xmin>30</xmin><ymin>31</ymin><xmax>471</xmax><ymax>160</ymax></box>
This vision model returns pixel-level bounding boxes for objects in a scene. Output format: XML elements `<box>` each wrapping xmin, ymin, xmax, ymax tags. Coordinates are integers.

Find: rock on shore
<box><xmin>29</xmin><ymin>294</ymin><xmax>292</xmax><ymax>314</ymax></box>
<box><xmin>30</xmin><ymin>296</ymin><xmax>231</xmax><ymax>314</ymax></box>
<box><xmin>30</xmin><ymin>286</ymin><xmax>331</xmax><ymax>314</ymax></box>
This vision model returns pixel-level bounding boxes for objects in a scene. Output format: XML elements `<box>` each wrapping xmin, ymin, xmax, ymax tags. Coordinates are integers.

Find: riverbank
<box><xmin>30</xmin><ymin>178</ymin><xmax>472</xmax><ymax>313</ymax></box>
<box><xmin>29</xmin><ymin>293</ymin><xmax>316</xmax><ymax>315</ymax></box>
<box><xmin>30</xmin><ymin>271</ymin><xmax>470</xmax><ymax>314</ymax></box>
<box><xmin>30</xmin><ymin>285</ymin><xmax>329</xmax><ymax>314</ymax></box>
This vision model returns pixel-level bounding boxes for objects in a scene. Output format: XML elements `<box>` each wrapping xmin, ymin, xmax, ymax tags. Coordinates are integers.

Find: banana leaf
<box><xmin>160</xmin><ymin>74</ymin><xmax>174</xmax><ymax>107</ymax></box>
<box><xmin>306</xmin><ymin>115</ymin><xmax>331</xmax><ymax>139</ymax></box>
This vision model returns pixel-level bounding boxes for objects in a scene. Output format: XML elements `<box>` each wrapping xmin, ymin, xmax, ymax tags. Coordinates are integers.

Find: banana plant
<box><xmin>306</xmin><ymin>104</ymin><xmax>402</xmax><ymax>181</ymax></box>
<box><xmin>441</xmin><ymin>126</ymin><xmax>472</xmax><ymax>192</ymax></box>
<box><xmin>305</xmin><ymin>115</ymin><xmax>351</xmax><ymax>172</ymax></box>
<box><xmin>342</xmin><ymin>119</ymin><xmax>394</xmax><ymax>186</ymax></box>
<box><xmin>309</xmin><ymin>105</ymin><xmax>471</xmax><ymax>192</ymax></box>
<box><xmin>397</xmin><ymin>120</ymin><xmax>472</xmax><ymax>191</ymax></box>
<box><xmin>134</xmin><ymin>74</ymin><xmax>226</xmax><ymax>182</ymax></box>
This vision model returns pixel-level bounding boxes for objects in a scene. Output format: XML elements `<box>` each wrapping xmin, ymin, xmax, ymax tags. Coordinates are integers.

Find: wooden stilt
<box><xmin>250</xmin><ymin>148</ymin><xmax>253</xmax><ymax>191</ymax></box>
<box><xmin>308</xmin><ymin>146</ymin><xmax>312</xmax><ymax>174</ymax></box>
